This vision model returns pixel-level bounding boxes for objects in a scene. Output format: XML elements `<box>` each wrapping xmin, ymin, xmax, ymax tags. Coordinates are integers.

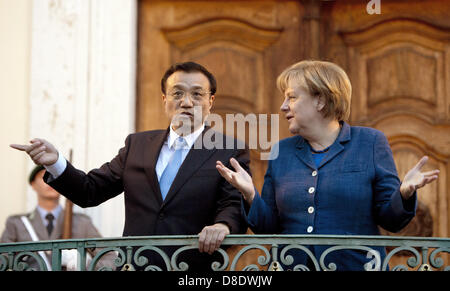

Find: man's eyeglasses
<box><xmin>167</xmin><ymin>90</ymin><xmax>211</xmax><ymax>101</ymax></box>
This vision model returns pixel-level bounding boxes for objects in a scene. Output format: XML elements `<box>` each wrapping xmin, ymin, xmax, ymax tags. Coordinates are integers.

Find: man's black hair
<box><xmin>161</xmin><ymin>61</ymin><xmax>217</xmax><ymax>95</ymax></box>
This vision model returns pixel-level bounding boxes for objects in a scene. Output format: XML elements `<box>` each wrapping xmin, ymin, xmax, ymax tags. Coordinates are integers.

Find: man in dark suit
<box><xmin>10</xmin><ymin>62</ymin><xmax>250</xmax><ymax>270</ymax></box>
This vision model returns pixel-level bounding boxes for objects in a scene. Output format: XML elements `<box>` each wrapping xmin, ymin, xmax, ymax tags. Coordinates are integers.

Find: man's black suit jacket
<box><xmin>44</xmin><ymin>128</ymin><xmax>250</xmax><ymax>270</ymax></box>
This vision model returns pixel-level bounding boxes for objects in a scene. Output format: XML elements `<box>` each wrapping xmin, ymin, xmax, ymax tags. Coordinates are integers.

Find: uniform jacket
<box><xmin>1</xmin><ymin>208</ymin><xmax>115</xmax><ymax>270</ymax></box>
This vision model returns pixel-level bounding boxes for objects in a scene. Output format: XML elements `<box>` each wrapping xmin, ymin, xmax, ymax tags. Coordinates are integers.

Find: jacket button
<box><xmin>308</xmin><ymin>187</ymin><xmax>315</xmax><ymax>194</ymax></box>
<box><xmin>307</xmin><ymin>226</ymin><xmax>313</xmax><ymax>233</ymax></box>
<box><xmin>308</xmin><ymin>206</ymin><xmax>314</xmax><ymax>214</ymax></box>
<box><xmin>312</xmin><ymin>171</ymin><xmax>317</xmax><ymax>177</ymax></box>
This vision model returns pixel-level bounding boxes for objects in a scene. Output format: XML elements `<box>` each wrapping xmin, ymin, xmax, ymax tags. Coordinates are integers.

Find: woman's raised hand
<box><xmin>400</xmin><ymin>156</ymin><xmax>439</xmax><ymax>199</ymax></box>
<box><xmin>216</xmin><ymin>158</ymin><xmax>256</xmax><ymax>204</ymax></box>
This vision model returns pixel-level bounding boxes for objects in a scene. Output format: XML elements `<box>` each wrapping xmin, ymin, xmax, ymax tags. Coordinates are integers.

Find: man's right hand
<box><xmin>10</xmin><ymin>138</ymin><xmax>58</xmax><ymax>166</ymax></box>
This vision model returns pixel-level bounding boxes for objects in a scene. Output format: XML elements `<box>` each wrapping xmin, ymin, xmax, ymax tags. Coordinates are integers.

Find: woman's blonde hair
<box><xmin>276</xmin><ymin>60</ymin><xmax>352</xmax><ymax>121</ymax></box>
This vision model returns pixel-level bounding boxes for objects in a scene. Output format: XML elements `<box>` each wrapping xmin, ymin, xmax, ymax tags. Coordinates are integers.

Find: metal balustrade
<box><xmin>1</xmin><ymin>235</ymin><xmax>449</xmax><ymax>271</ymax></box>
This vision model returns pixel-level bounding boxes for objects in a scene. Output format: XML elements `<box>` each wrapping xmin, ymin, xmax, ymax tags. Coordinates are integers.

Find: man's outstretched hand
<box><xmin>10</xmin><ymin>138</ymin><xmax>58</xmax><ymax>166</ymax></box>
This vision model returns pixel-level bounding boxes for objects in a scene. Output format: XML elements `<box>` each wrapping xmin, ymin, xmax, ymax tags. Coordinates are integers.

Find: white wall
<box><xmin>0</xmin><ymin>0</ymin><xmax>137</xmax><ymax>238</ymax></box>
<box><xmin>0</xmin><ymin>0</ymin><xmax>31</xmax><ymax>235</ymax></box>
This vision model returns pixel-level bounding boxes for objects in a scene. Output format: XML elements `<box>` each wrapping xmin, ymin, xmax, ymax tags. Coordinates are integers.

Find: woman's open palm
<box><xmin>216</xmin><ymin>158</ymin><xmax>256</xmax><ymax>203</ymax></box>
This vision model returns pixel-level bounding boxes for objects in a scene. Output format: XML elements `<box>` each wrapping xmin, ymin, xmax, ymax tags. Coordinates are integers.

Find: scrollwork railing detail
<box><xmin>318</xmin><ymin>246</ymin><xmax>382</xmax><ymax>271</ymax></box>
<box><xmin>381</xmin><ymin>246</ymin><xmax>421</xmax><ymax>271</ymax></box>
<box><xmin>429</xmin><ymin>247</ymin><xmax>450</xmax><ymax>271</ymax></box>
<box><xmin>1</xmin><ymin>235</ymin><xmax>448</xmax><ymax>271</ymax></box>
<box><xmin>230</xmin><ymin>244</ymin><xmax>271</xmax><ymax>271</ymax></box>
<box><xmin>12</xmin><ymin>251</ymin><xmax>48</xmax><ymax>271</ymax></box>
<box><xmin>133</xmin><ymin>246</ymin><xmax>172</xmax><ymax>271</ymax></box>
<box><xmin>279</xmin><ymin>244</ymin><xmax>320</xmax><ymax>271</ymax></box>
<box><xmin>0</xmin><ymin>253</ymin><xmax>9</xmax><ymax>271</ymax></box>
<box><xmin>88</xmin><ymin>247</ymin><xmax>125</xmax><ymax>271</ymax></box>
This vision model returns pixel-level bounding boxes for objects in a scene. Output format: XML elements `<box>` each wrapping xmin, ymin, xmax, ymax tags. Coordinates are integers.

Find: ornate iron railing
<box><xmin>1</xmin><ymin>235</ymin><xmax>449</xmax><ymax>271</ymax></box>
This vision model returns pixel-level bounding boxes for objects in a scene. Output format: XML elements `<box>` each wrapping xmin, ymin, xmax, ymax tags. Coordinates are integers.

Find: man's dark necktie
<box><xmin>45</xmin><ymin>213</ymin><xmax>54</xmax><ymax>236</ymax></box>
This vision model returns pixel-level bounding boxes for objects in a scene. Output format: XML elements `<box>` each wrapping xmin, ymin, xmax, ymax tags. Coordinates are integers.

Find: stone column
<box><xmin>29</xmin><ymin>0</ymin><xmax>137</xmax><ymax>237</ymax></box>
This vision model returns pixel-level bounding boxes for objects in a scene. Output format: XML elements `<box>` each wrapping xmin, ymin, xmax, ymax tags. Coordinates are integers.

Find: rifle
<box><xmin>61</xmin><ymin>149</ymin><xmax>73</xmax><ymax>239</ymax></box>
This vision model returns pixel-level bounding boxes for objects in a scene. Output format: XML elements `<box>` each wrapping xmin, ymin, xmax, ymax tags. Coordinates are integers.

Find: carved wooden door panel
<box><xmin>321</xmin><ymin>0</ymin><xmax>450</xmax><ymax>269</ymax></box>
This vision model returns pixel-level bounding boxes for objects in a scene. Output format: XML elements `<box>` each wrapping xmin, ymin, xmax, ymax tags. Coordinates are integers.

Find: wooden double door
<box><xmin>137</xmin><ymin>0</ymin><xmax>450</xmax><ymax>269</ymax></box>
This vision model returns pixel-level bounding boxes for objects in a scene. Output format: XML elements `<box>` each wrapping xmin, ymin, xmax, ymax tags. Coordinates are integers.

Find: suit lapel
<box><xmin>317</xmin><ymin>122</ymin><xmax>351</xmax><ymax>169</ymax></box>
<box><xmin>295</xmin><ymin>137</ymin><xmax>317</xmax><ymax>171</ymax></box>
<box><xmin>29</xmin><ymin>208</ymin><xmax>49</xmax><ymax>240</ymax></box>
<box><xmin>317</xmin><ymin>142</ymin><xmax>344</xmax><ymax>169</ymax></box>
<box><xmin>143</xmin><ymin>129</ymin><xmax>169</xmax><ymax>205</ymax></box>
<box><xmin>295</xmin><ymin>122</ymin><xmax>352</xmax><ymax>170</ymax></box>
<box><xmin>162</xmin><ymin>128</ymin><xmax>217</xmax><ymax>207</ymax></box>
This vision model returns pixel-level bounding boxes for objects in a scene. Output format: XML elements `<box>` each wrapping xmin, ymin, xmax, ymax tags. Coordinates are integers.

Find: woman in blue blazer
<box><xmin>216</xmin><ymin>60</ymin><xmax>439</xmax><ymax>271</ymax></box>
